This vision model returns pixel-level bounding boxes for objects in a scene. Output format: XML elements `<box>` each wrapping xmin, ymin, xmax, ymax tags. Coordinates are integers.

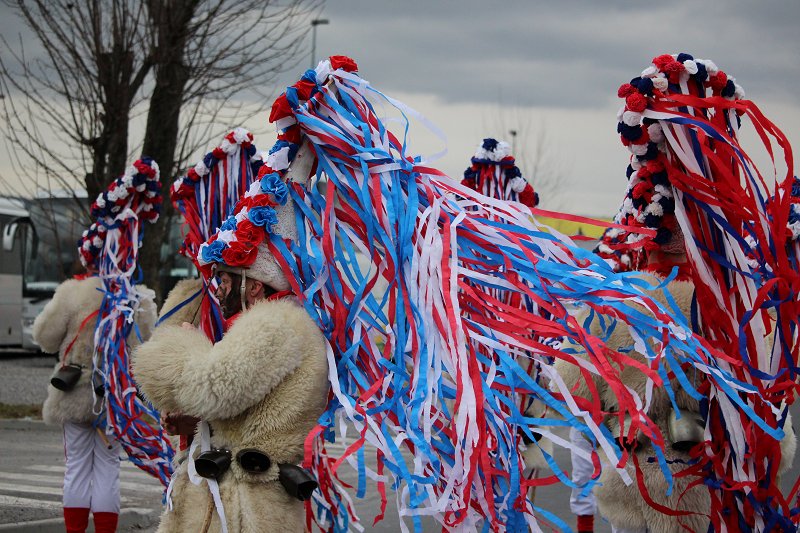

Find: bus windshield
<box><xmin>24</xmin><ymin>197</ymin><xmax>89</xmax><ymax>299</ymax></box>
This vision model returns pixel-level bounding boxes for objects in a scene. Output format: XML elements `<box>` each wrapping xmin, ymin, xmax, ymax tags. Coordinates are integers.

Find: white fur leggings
<box><xmin>62</xmin><ymin>421</ymin><xmax>121</xmax><ymax>513</ymax></box>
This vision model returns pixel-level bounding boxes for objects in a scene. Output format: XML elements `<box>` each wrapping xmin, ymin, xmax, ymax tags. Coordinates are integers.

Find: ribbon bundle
<box><xmin>612</xmin><ymin>53</ymin><xmax>800</xmax><ymax>529</ymax></box>
<box><xmin>79</xmin><ymin>158</ymin><xmax>173</xmax><ymax>487</ymax></box>
<box><xmin>171</xmin><ymin>128</ymin><xmax>262</xmax><ymax>341</ymax></box>
<box><xmin>244</xmin><ymin>58</ymin><xmax>784</xmax><ymax>532</ymax></box>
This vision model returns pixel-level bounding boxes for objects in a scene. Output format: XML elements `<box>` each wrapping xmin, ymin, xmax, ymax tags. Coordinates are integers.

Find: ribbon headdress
<box><xmin>77</xmin><ymin>158</ymin><xmax>172</xmax><ymax>486</ymax></box>
<box><xmin>610</xmin><ymin>53</ymin><xmax>800</xmax><ymax>528</ymax></box>
<box><xmin>461</xmin><ymin>138</ymin><xmax>539</xmax><ymax>207</ymax></box>
<box><xmin>198</xmin><ymin>56</ymin><xmax>754</xmax><ymax>532</ymax></box>
<box><xmin>170</xmin><ymin>127</ymin><xmax>262</xmax><ymax>340</ymax></box>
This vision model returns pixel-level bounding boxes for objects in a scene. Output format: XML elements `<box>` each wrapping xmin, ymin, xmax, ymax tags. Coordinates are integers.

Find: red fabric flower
<box><xmin>269</xmin><ymin>95</ymin><xmax>293</xmax><ymax>124</ymax></box>
<box><xmin>279</xmin><ymin>125</ymin><xmax>302</xmax><ymax>145</ymax></box>
<box><xmin>223</xmin><ymin>240</ymin><xmax>258</xmax><ymax>267</ymax></box>
<box><xmin>330</xmin><ymin>55</ymin><xmax>358</xmax><ymax>72</ymax></box>
<box><xmin>236</xmin><ymin>219</ymin><xmax>266</xmax><ymax>247</ymax></box>
<box><xmin>626</xmin><ymin>92</ymin><xmax>648</xmax><ymax>113</ymax></box>
<box><xmin>618</xmin><ymin>83</ymin><xmax>636</xmax><ymax>98</ymax></box>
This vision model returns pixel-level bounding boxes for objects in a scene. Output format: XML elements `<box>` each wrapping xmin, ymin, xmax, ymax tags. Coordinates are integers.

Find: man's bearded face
<box><xmin>216</xmin><ymin>271</ymin><xmax>242</xmax><ymax>319</ymax></box>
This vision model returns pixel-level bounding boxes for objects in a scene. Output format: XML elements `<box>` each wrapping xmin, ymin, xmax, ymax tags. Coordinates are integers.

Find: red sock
<box><xmin>93</xmin><ymin>511</ymin><xmax>119</xmax><ymax>533</ymax></box>
<box><xmin>63</xmin><ymin>507</ymin><xmax>90</xmax><ymax>533</ymax></box>
<box><xmin>577</xmin><ymin>514</ymin><xmax>594</xmax><ymax>533</ymax></box>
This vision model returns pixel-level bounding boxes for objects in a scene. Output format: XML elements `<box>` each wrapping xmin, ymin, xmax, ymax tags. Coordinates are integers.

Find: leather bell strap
<box><xmin>169</xmin><ymin>421</ymin><xmax>228</xmax><ymax>533</ymax></box>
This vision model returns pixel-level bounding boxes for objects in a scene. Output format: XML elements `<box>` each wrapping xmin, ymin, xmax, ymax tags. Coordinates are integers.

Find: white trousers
<box><xmin>569</xmin><ymin>428</ymin><xmax>647</xmax><ymax>533</ymax></box>
<box><xmin>62</xmin><ymin>421</ymin><xmax>121</xmax><ymax>513</ymax></box>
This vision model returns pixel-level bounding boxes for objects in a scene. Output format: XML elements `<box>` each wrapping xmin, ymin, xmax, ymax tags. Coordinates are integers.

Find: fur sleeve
<box><xmin>132</xmin><ymin>285</ymin><xmax>158</xmax><ymax>344</ymax></box>
<box><xmin>32</xmin><ymin>279</ymin><xmax>80</xmax><ymax>354</ymax></box>
<box><xmin>133</xmin><ymin>298</ymin><xmax>325</xmax><ymax>421</ymax></box>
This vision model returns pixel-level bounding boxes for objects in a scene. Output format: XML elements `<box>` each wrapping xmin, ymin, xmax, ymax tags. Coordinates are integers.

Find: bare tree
<box><xmin>0</xmin><ymin>0</ymin><xmax>323</xmax><ymax>297</ymax></box>
<box><xmin>482</xmin><ymin>105</ymin><xmax>570</xmax><ymax>210</ymax></box>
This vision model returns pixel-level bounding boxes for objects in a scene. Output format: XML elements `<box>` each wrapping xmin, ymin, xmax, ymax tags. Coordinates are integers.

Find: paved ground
<box><xmin>0</xmin><ymin>352</ymin><xmax>54</xmax><ymax>405</ymax></box>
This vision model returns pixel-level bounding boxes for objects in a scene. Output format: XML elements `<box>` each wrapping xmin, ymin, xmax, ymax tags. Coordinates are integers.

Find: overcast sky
<box><xmin>2</xmin><ymin>1</ymin><xmax>799</xmax><ymax>217</ymax></box>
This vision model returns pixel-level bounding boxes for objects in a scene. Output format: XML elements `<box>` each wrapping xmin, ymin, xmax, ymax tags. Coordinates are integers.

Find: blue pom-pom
<box><xmin>659</xmin><ymin>197</ymin><xmax>675</xmax><ymax>214</ymax></box>
<box><xmin>641</xmin><ymin>143</ymin><xmax>660</xmax><ymax>161</ymax></box>
<box><xmin>722</xmin><ymin>80</ymin><xmax>736</xmax><ymax>98</ymax></box>
<box><xmin>269</xmin><ymin>140</ymin><xmax>290</xmax><ymax>155</ymax></box>
<box><xmin>694</xmin><ymin>62</ymin><xmax>708</xmax><ymax>82</ymax></box>
<box><xmin>650</xmin><ymin>171</ymin><xmax>669</xmax><ymax>186</ymax></box>
<box><xmin>637</xmin><ymin>78</ymin><xmax>654</xmax><ymax>95</ymax></box>
<box><xmin>626</xmin><ymin>165</ymin><xmax>635</xmax><ymax>179</ymax></box>
<box><xmin>285</xmin><ymin>86</ymin><xmax>299</xmax><ymax>108</ymax></box>
<box><xmin>248</xmin><ymin>205</ymin><xmax>279</xmax><ymax>229</ymax></box>
<box><xmin>619</xmin><ymin>123</ymin><xmax>643</xmax><ymax>141</ymax></box>
<box><xmin>260</xmin><ymin>173</ymin><xmax>289</xmax><ymax>205</ymax></box>
<box><xmin>203</xmin><ymin>153</ymin><xmax>216</xmax><ymax>170</ymax></box>
<box><xmin>644</xmin><ymin>213</ymin><xmax>661</xmax><ymax>227</ymax></box>
<box><xmin>654</xmin><ymin>227</ymin><xmax>672</xmax><ymax>244</ymax></box>
<box><xmin>676</xmin><ymin>53</ymin><xmax>694</xmax><ymax>63</ymax></box>
<box><xmin>482</xmin><ymin>138</ymin><xmax>498</xmax><ymax>151</ymax></box>
<box><xmin>301</xmin><ymin>69</ymin><xmax>317</xmax><ymax>84</ymax></box>
<box><xmin>201</xmin><ymin>240</ymin><xmax>225</xmax><ymax>264</ymax></box>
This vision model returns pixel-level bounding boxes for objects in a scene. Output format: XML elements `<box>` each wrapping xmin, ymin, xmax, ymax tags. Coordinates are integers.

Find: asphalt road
<box><xmin>3</xmin><ymin>353</ymin><xmax>799</xmax><ymax>532</ymax></box>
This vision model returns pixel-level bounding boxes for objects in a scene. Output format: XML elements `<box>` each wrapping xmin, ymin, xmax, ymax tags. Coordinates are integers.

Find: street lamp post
<box><xmin>310</xmin><ymin>18</ymin><xmax>329</xmax><ymax>69</ymax></box>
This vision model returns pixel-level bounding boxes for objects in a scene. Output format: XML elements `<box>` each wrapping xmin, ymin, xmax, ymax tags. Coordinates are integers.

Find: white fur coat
<box><xmin>34</xmin><ymin>277</ymin><xmax>157</xmax><ymax>426</ymax></box>
<box><xmin>555</xmin><ymin>274</ymin><xmax>796</xmax><ymax>532</ymax></box>
<box><xmin>132</xmin><ymin>297</ymin><xmax>329</xmax><ymax>533</ymax></box>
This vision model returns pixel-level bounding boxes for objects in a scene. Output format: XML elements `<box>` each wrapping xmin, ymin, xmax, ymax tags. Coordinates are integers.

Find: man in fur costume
<box><xmin>133</xmin><ymin>143</ymin><xmax>329</xmax><ymax>532</ymax></box>
<box><xmin>156</xmin><ymin>128</ymin><xmax>264</xmax><ymax>451</ymax></box>
<box><xmin>34</xmin><ymin>159</ymin><xmax>162</xmax><ymax>533</ymax></box>
<box><xmin>557</xmin><ymin>53</ymin><xmax>799</xmax><ymax>532</ymax></box>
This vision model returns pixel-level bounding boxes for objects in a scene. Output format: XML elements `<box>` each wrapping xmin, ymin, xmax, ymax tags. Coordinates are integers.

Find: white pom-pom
<box><xmin>630</xmin><ymin>159</ymin><xmax>642</xmax><ymax>171</ymax></box>
<box><xmin>96</xmin><ymin>198</ymin><xmax>106</xmax><ymax>208</ymax></box>
<box><xmin>622</xmin><ymin>111</ymin><xmax>642</xmax><ymax>127</ymax></box>
<box><xmin>232</xmin><ymin>127</ymin><xmax>251</xmax><ymax>144</ymax></box>
<box><xmin>616</xmin><ymin>106</ymin><xmax>625</xmax><ymax>122</ymax></box>
<box><xmin>194</xmin><ymin>161</ymin><xmax>209</xmax><ymax>177</ymax></box>
<box><xmin>315</xmin><ymin>59</ymin><xmax>333</xmax><ymax>84</ymax></box>
<box><xmin>621</xmin><ymin>255</ymin><xmax>631</xmax><ymax>266</ymax></box>
<box><xmin>494</xmin><ymin>141</ymin><xmax>511</xmax><ymax>160</ymax></box>
<box><xmin>702</xmin><ymin>59</ymin><xmax>719</xmax><ymax>75</ymax></box>
<box><xmin>121</xmin><ymin>174</ymin><xmax>133</xmax><ymax>187</ymax></box>
<box><xmin>641</xmin><ymin>66</ymin><xmax>658</xmax><ymax>78</ymax></box>
<box><xmin>220</xmin><ymin>139</ymin><xmax>236</xmax><ymax>155</ymax></box>
<box><xmin>652</xmin><ymin>77</ymin><xmax>669</xmax><ymax>92</ymax></box>
<box><xmin>645</xmin><ymin>202</ymin><xmax>664</xmax><ymax>217</ymax></box>
<box><xmin>509</xmin><ymin>176</ymin><xmax>527</xmax><ymax>193</ymax></box>
<box><xmin>734</xmin><ymin>83</ymin><xmax>745</xmax><ymax>99</ymax></box>
<box><xmin>92</xmin><ymin>236</ymin><xmax>103</xmax><ymax>247</ymax></box>
<box><xmin>598</xmin><ymin>244</ymin><xmax>613</xmax><ymax>254</ymax></box>
<box><xmin>629</xmin><ymin>143</ymin><xmax>648</xmax><ymax>156</ymax></box>
<box><xmin>683</xmin><ymin>60</ymin><xmax>698</xmax><ymax>75</ymax></box>
<box><xmin>647</xmin><ymin>123</ymin><xmax>665</xmax><ymax>143</ymax></box>
<box><xmin>83</xmin><ymin>241</ymin><xmax>92</xmax><ymax>251</ymax></box>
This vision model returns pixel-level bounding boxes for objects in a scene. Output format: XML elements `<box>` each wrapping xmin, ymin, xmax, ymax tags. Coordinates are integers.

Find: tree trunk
<box><xmin>138</xmin><ymin>0</ymin><xmax>197</xmax><ymax>301</ymax></box>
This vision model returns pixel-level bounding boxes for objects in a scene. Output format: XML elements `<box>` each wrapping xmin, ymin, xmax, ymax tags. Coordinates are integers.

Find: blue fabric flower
<box><xmin>220</xmin><ymin>215</ymin><xmax>237</xmax><ymax>232</ymax></box>
<box><xmin>200</xmin><ymin>240</ymin><xmax>225</xmax><ymax>264</ymax></box>
<box><xmin>269</xmin><ymin>140</ymin><xmax>291</xmax><ymax>155</ymax></box>
<box><xmin>260</xmin><ymin>173</ymin><xmax>289</xmax><ymax>205</ymax></box>
<box><xmin>248</xmin><ymin>206</ymin><xmax>278</xmax><ymax>229</ymax></box>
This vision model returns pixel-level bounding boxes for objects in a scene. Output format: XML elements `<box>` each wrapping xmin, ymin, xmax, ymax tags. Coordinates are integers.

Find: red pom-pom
<box><xmin>708</xmin><ymin>71</ymin><xmax>728</xmax><ymax>92</ymax></box>
<box><xmin>187</xmin><ymin>168</ymin><xmax>200</xmax><ymax>182</ymax></box>
<box><xmin>269</xmin><ymin>95</ymin><xmax>293</xmax><ymax>124</ymax></box>
<box><xmin>329</xmin><ymin>55</ymin><xmax>358</xmax><ymax>72</ymax></box>
<box><xmin>460</xmin><ymin>178</ymin><xmax>476</xmax><ymax>191</ymax></box>
<box><xmin>652</xmin><ymin>54</ymin><xmax>674</xmax><ymax>71</ymax></box>
<box><xmin>663</xmin><ymin>61</ymin><xmax>685</xmax><ymax>83</ymax></box>
<box><xmin>618</xmin><ymin>83</ymin><xmax>636</xmax><ymax>98</ymax></box>
<box><xmin>626</xmin><ymin>92</ymin><xmax>648</xmax><ymax>113</ymax></box>
<box><xmin>212</xmin><ymin>147</ymin><xmax>226</xmax><ymax>160</ymax></box>
<box><xmin>294</xmin><ymin>79</ymin><xmax>317</xmax><ymax>101</ymax></box>
<box><xmin>134</xmin><ymin>160</ymin><xmax>156</xmax><ymax>177</ymax></box>
<box><xmin>519</xmin><ymin>186</ymin><xmax>538</xmax><ymax>207</ymax></box>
